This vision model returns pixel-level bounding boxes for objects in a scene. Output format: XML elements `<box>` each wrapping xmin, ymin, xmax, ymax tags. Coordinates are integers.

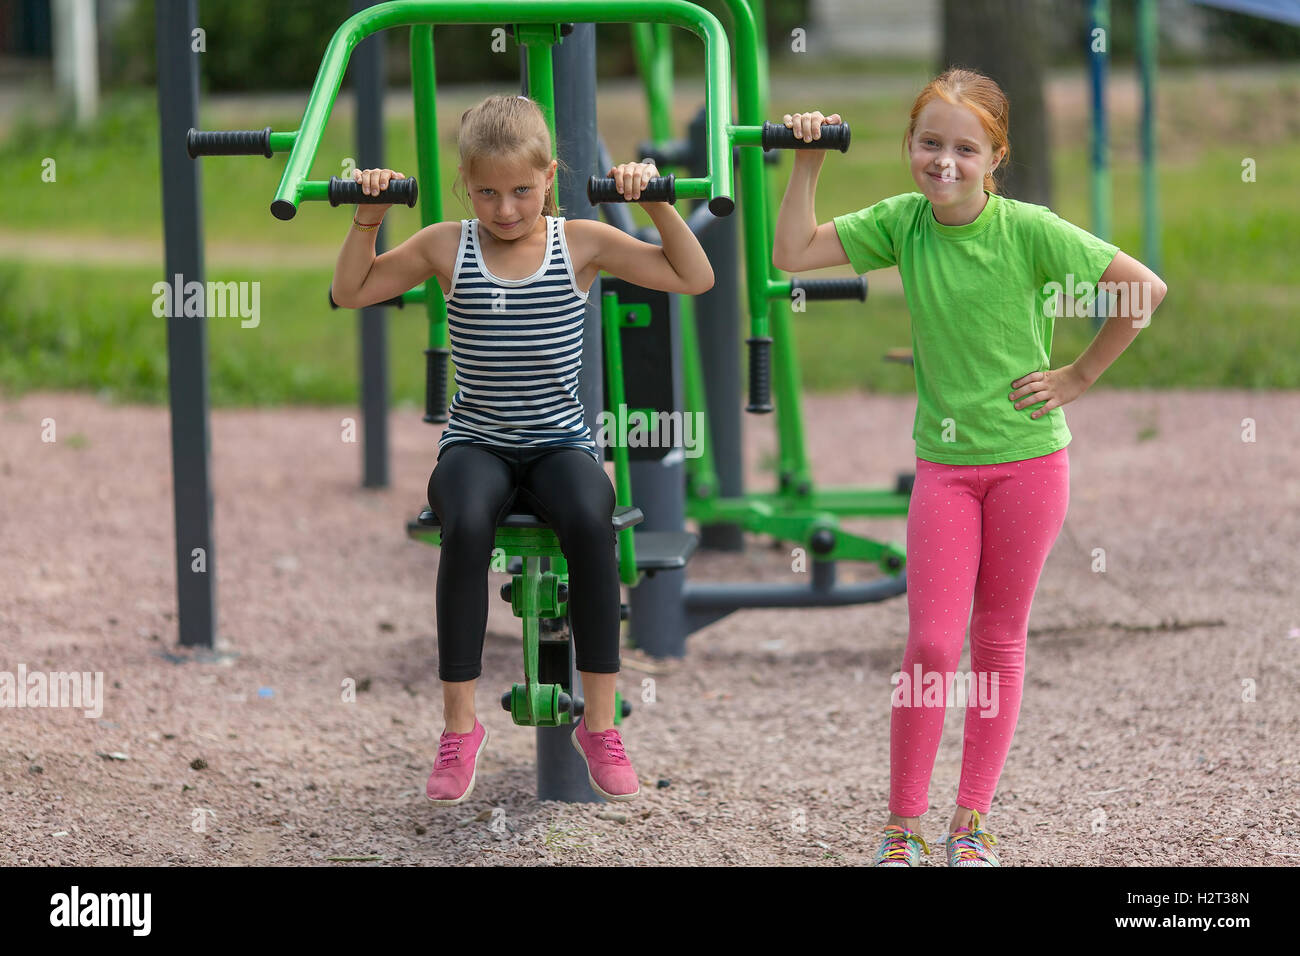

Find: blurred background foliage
<box><xmin>102</xmin><ymin>0</ymin><xmax>1299</xmax><ymax>92</ymax></box>
<box><xmin>1</xmin><ymin>0</ymin><xmax>1297</xmax><ymax>405</ymax></box>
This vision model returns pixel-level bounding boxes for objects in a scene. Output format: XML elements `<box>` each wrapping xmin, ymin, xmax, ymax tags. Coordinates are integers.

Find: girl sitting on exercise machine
<box><xmin>331</xmin><ymin>93</ymin><xmax>714</xmax><ymax>805</ymax></box>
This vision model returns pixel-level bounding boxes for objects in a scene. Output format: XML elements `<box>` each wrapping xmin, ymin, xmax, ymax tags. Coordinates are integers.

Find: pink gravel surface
<box><xmin>2</xmin><ymin>388</ymin><xmax>1298</xmax><ymax>866</ymax></box>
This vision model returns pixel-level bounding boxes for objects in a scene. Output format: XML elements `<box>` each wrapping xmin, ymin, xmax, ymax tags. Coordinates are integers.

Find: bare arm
<box><xmin>1011</xmin><ymin>250</ymin><xmax>1168</xmax><ymax>417</ymax></box>
<box><xmin>332</xmin><ymin>221</ymin><xmax>453</xmax><ymax>309</ymax></box>
<box><xmin>330</xmin><ymin>168</ymin><xmax>452</xmax><ymax>309</ymax></box>
<box><xmin>583</xmin><ymin>206</ymin><xmax>714</xmax><ymax>295</ymax></box>
<box><xmin>1072</xmin><ymin>250</ymin><xmax>1168</xmax><ymax>386</ymax></box>
<box><xmin>577</xmin><ymin>161</ymin><xmax>714</xmax><ymax>295</ymax></box>
<box><xmin>772</xmin><ymin>111</ymin><xmax>851</xmax><ymax>273</ymax></box>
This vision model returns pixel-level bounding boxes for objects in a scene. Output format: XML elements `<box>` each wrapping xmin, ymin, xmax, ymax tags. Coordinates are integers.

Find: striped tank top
<box><xmin>438</xmin><ymin>215</ymin><xmax>598</xmax><ymax>462</ymax></box>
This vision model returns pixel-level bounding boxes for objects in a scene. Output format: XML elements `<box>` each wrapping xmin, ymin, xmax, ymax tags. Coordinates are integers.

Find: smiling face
<box><xmin>462</xmin><ymin>156</ymin><xmax>557</xmax><ymax>242</ymax></box>
<box><xmin>907</xmin><ymin>99</ymin><xmax>1005</xmax><ymax>218</ymax></box>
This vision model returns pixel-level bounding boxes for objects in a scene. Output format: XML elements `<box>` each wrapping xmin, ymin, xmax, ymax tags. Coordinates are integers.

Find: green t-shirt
<box><xmin>833</xmin><ymin>191</ymin><xmax>1119</xmax><ymax>465</ymax></box>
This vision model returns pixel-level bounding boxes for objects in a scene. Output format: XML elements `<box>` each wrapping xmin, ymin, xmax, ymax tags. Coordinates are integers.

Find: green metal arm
<box><xmin>269</xmin><ymin>0</ymin><xmax>734</xmax><ymax>220</ymax></box>
<box><xmin>601</xmin><ymin>291</ymin><xmax>640</xmax><ymax>587</ymax></box>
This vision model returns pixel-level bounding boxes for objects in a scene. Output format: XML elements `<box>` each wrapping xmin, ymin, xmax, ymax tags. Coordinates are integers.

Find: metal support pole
<box><xmin>626</xmin><ymin>291</ymin><xmax>689</xmax><ymax>658</ymax></box>
<box><xmin>1137</xmin><ymin>0</ymin><xmax>1161</xmax><ymax>276</ymax></box>
<box><xmin>156</xmin><ymin>0</ymin><xmax>215</xmax><ymax>648</ymax></box>
<box><xmin>539</xmin><ymin>21</ymin><xmax>602</xmax><ymax>803</ymax></box>
<box><xmin>688</xmin><ymin>107</ymin><xmax>743</xmax><ymax>551</ymax></box>
<box><xmin>1088</xmin><ymin>0</ymin><xmax>1111</xmax><ymax>334</ymax></box>
<box><xmin>351</xmin><ymin>0</ymin><xmax>389</xmax><ymax>488</ymax></box>
<box><xmin>52</xmin><ymin>0</ymin><xmax>98</xmax><ymax>124</ymax></box>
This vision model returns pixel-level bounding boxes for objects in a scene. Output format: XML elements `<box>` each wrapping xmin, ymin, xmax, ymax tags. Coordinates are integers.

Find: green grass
<box><xmin>0</xmin><ymin>87</ymin><xmax>481</xmax><ymax>250</ymax></box>
<box><xmin>0</xmin><ymin>259</ymin><xmax>431</xmax><ymax>407</ymax></box>
<box><xmin>2</xmin><ymin>71</ymin><xmax>1298</xmax><ymax>405</ymax></box>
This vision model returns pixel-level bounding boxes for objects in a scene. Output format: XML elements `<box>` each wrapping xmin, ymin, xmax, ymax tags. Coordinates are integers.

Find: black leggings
<box><xmin>426</xmin><ymin>442</ymin><xmax>621</xmax><ymax>682</ymax></box>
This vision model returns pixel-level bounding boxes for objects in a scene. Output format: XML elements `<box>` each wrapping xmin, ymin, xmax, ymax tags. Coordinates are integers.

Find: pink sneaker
<box><xmin>570</xmin><ymin>717</ymin><xmax>640</xmax><ymax>801</ymax></box>
<box><xmin>425</xmin><ymin>720</ymin><xmax>488</xmax><ymax>805</ymax></box>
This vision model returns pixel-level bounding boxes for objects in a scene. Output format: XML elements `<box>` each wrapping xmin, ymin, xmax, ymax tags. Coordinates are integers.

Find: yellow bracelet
<box><xmin>352</xmin><ymin>214</ymin><xmax>383</xmax><ymax>232</ymax></box>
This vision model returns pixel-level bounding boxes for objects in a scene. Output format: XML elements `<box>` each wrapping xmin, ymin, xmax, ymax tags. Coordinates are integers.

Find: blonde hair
<box><xmin>454</xmin><ymin>94</ymin><xmax>564</xmax><ymax>216</ymax></box>
<box><xmin>904</xmin><ymin>68</ymin><xmax>1010</xmax><ymax>194</ymax></box>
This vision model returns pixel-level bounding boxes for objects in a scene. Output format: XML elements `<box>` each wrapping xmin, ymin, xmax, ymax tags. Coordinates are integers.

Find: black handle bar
<box><xmin>186</xmin><ymin>127</ymin><xmax>273</xmax><ymax>158</ymax></box>
<box><xmin>790</xmin><ymin>277</ymin><xmax>868</xmax><ymax>302</ymax></box>
<box><xmin>327</xmin><ymin>175</ymin><xmax>418</xmax><ymax>208</ymax></box>
<box><xmin>761</xmin><ymin>121</ymin><xmax>851</xmax><ymax>152</ymax></box>
<box><xmin>587</xmin><ymin>175</ymin><xmax>676</xmax><ymax>205</ymax></box>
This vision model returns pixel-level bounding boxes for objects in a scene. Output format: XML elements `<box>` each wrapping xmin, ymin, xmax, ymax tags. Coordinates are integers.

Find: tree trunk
<box><xmin>941</xmin><ymin>0</ymin><xmax>1052</xmax><ymax>207</ymax></box>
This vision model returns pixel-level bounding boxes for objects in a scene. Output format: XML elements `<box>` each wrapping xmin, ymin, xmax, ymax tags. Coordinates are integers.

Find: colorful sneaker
<box><xmin>570</xmin><ymin>717</ymin><xmax>640</xmax><ymax>801</ymax></box>
<box><xmin>425</xmin><ymin>720</ymin><xmax>488</xmax><ymax>805</ymax></box>
<box><xmin>873</xmin><ymin>825</ymin><xmax>931</xmax><ymax>866</ymax></box>
<box><xmin>945</xmin><ymin>809</ymin><xmax>1000</xmax><ymax>867</ymax></box>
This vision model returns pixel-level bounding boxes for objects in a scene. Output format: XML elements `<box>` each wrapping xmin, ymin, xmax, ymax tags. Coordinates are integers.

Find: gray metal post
<box><xmin>156</xmin><ymin>0</ymin><xmax>214</xmax><ymax>648</ymax></box>
<box><xmin>539</xmin><ymin>22</ymin><xmax>601</xmax><ymax>803</ymax></box>
<box><xmin>351</xmin><ymin>0</ymin><xmax>388</xmax><ymax>488</ymax></box>
<box><xmin>687</xmin><ymin>109</ymin><xmax>744</xmax><ymax>551</ymax></box>
<box><xmin>626</xmin><ymin>290</ymin><xmax>689</xmax><ymax>659</ymax></box>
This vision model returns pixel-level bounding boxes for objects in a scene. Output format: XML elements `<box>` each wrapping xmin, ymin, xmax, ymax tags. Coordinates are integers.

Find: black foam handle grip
<box><xmin>187</xmin><ymin>127</ymin><xmax>273</xmax><ymax>158</ymax></box>
<box><xmin>328</xmin><ymin>175</ymin><xmax>418</xmax><ymax>207</ymax></box>
<box><xmin>587</xmin><ymin>174</ymin><xmax>676</xmax><ymax>205</ymax></box>
<box><xmin>424</xmin><ymin>348</ymin><xmax>450</xmax><ymax>424</ymax></box>
<box><xmin>746</xmin><ymin>336</ymin><xmax>773</xmax><ymax>414</ymax></box>
<box><xmin>328</xmin><ymin>287</ymin><xmax>406</xmax><ymax>310</ymax></box>
<box><xmin>790</xmin><ymin>276</ymin><xmax>868</xmax><ymax>302</ymax></box>
<box><xmin>761</xmin><ymin>121</ymin><xmax>851</xmax><ymax>152</ymax></box>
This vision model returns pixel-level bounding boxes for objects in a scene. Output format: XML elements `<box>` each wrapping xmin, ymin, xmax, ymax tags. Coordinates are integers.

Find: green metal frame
<box><xmin>407</xmin><ymin>521</ymin><xmax>627</xmax><ymax>727</ymax></box>
<box><xmin>229</xmin><ymin>0</ymin><xmax>917</xmax><ymax>717</ymax></box>
<box><xmin>631</xmin><ymin>0</ymin><xmax>909</xmax><ymax>574</ymax></box>
<box><xmin>268</xmin><ymin>1</ymin><xmax>737</xmax><ymax>215</ymax></box>
<box><xmin>285</xmin><ymin>1</ymin><xmax>743</xmax><ymax>727</ymax></box>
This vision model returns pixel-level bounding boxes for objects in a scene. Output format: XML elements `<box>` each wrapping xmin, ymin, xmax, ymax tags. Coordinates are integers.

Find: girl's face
<box><xmin>907</xmin><ymin>99</ymin><xmax>1005</xmax><ymax>213</ymax></box>
<box><xmin>462</xmin><ymin>156</ymin><xmax>557</xmax><ymax>242</ymax></box>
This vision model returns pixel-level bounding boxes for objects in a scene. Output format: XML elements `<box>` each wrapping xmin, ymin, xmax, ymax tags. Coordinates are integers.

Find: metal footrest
<box><xmin>633</xmin><ymin>530</ymin><xmax>699</xmax><ymax>571</ymax></box>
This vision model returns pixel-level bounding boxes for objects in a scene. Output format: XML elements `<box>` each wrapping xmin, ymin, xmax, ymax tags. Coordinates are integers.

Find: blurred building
<box><xmin>806</xmin><ymin>0</ymin><xmax>1219</xmax><ymax>59</ymax></box>
<box><xmin>0</xmin><ymin>0</ymin><xmax>52</xmax><ymax>57</ymax></box>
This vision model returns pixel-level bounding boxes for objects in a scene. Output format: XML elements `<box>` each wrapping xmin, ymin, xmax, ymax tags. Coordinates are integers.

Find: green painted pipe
<box><xmin>271</xmin><ymin>1</ymin><xmax>734</xmax><ymax>219</ymax></box>
<box><xmin>1137</xmin><ymin>0</ymin><xmax>1160</xmax><ymax>276</ymax></box>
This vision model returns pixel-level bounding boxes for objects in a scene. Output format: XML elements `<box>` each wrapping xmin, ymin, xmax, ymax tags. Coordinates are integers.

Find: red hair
<box><xmin>904</xmin><ymin>68</ymin><xmax>1010</xmax><ymax>194</ymax></box>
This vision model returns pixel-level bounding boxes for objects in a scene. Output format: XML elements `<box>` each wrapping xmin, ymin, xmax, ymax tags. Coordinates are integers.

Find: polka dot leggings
<box><xmin>890</xmin><ymin>447</ymin><xmax>1069</xmax><ymax>817</ymax></box>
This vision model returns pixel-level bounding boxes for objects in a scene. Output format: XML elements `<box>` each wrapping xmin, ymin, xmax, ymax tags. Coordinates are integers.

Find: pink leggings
<box><xmin>891</xmin><ymin>447</ymin><xmax>1069</xmax><ymax>817</ymax></box>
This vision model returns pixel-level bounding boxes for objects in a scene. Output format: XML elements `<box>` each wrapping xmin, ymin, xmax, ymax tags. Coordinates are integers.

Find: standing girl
<box><xmin>772</xmin><ymin>69</ymin><xmax>1166</xmax><ymax>865</ymax></box>
<box><xmin>331</xmin><ymin>94</ymin><xmax>714</xmax><ymax>805</ymax></box>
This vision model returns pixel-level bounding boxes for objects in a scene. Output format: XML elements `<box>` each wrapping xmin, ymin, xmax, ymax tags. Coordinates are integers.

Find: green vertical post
<box><xmin>632</xmin><ymin>22</ymin><xmax>674</xmax><ymax>144</ymax></box>
<box><xmin>602</xmin><ymin>291</ymin><xmax>640</xmax><ymax>587</ymax></box>
<box><xmin>1137</xmin><ymin>0</ymin><xmax>1160</xmax><ymax>276</ymax></box>
<box><xmin>1089</xmin><ymin>0</ymin><xmax>1111</xmax><ymax>243</ymax></box>
<box><xmin>728</xmin><ymin>0</ymin><xmax>812</xmax><ymax>493</ymax></box>
<box><xmin>1088</xmin><ymin>0</ymin><xmax>1111</xmax><ymax>334</ymax></box>
<box><xmin>516</xmin><ymin>24</ymin><xmax>559</xmax><ymax>148</ymax></box>
<box><xmin>410</xmin><ymin>26</ymin><xmax>449</xmax><ymax>380</ymax></box>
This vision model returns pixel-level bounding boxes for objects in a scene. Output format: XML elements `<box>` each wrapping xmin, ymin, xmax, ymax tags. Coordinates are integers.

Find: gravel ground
<box><xmin>2</xmin><ymin>388</ymin><xmax>1298</xmax><ymax>866</ymax></box>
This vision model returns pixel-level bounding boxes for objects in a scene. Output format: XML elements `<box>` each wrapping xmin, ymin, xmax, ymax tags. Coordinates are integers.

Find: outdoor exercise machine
<box><xmin>179</xmin><ymin>0</ymin><xmax>862</xmax><ymax>801</ymax></box>
<box><xmin>586</xmin><ymin>0</ymin><xmax>911</xmax><ymax>655</ymax></box>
